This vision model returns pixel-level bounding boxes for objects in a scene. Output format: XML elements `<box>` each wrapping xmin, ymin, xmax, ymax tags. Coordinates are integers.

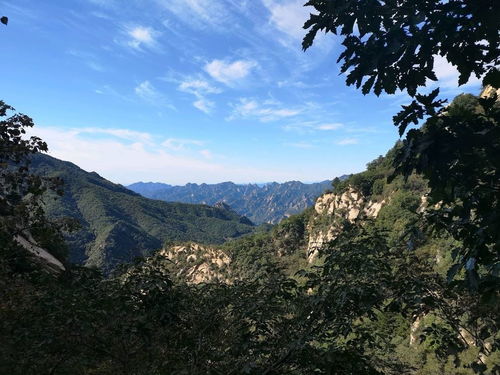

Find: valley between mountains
<box><xmin>3</xmin><ymin>91</ymin><xmax>500</xmax><ymax>374</ymax></box>
<box><xmin>127</xmin><ymin>179</ymin><xmax>334</xmax><ymax>225</ymax></box>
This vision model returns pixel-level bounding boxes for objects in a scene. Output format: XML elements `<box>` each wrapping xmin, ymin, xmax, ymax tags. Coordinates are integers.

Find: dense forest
<box><xmin>1</xmin><ymin>0</ymin><xmax>499</xmax><ymax>374</ymax></box>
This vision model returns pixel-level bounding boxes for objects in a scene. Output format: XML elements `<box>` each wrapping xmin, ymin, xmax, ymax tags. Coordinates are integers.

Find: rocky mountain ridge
<box><xmin>161</xmin><ymin>143</ymin><xmax>430</xmax><ymax>284</ymax></box>
<box><xmin>128</xmin><ymin>179</ymin><xmax>335</xmax><ymax>224</ymax></box>
<box><xmin>162</xmin><ymin>187</ymin><xmax>390</xmax><ymax>282</ymax></box>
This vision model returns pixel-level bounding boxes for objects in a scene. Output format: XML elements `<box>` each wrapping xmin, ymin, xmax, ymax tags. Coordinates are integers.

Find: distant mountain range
<box><xmin>127</xmin><ymin>180</ymin><xmax>335</xmax><ymax>224</ymax></box>
<box><xmin>30</xmin><ymin>155</ymin><xmax>255</xmax><ymax>272</ymax></box>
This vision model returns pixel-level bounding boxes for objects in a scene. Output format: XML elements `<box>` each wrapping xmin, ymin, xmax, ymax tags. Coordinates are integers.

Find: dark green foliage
<box><xmin>303</xmin><ymin>0</ymin><xmax>499</xmax><ymax>97</ymax></box>
<box><xmin>393</xmin><ymin>93</ymin><xmax>500</xmax><ymax>290</ymax></box>
<box><xmin>393</xmin><ymin>89</ymin><xmax>448</xmax><ymax>136</ymax></box>
<box><xmin>332</xmin><ymin>143</ymin><xmax>427</xmax><ymax>201</ymax></box>
<box><xmin>0</xmin><ymin>243</ymin><xmax>388</xmax><ymax>374</ymax></box>
<box><xmin>30</xmin><ymin>154</ymin><xmax>255</xmax><ymax>272</ymax></box>
<box><xmin>0</xmin><ymin>101</ymin><xmax>69</xmax><ymax>265</ymax></box>
<box><xmin>2</xmin><ymin>0</ymin><xmax>500</xmax><ymax>368</ymax></box>
<box><xmin>128</xmin><ymin>180</ymin><xmax>332</xmax><ymax>224</ymax></box>
<box><xmin>302</xmin><ymin>0</ymin><xmax>499</xmax><ymax>295</ymax></box>
<box><xmin>223</xmin><ymin>209</ymin><xmax>312</xmax><ymax>281</ymax></box>
<box><xmin>2</xmin><ymin>131</ymin><xmax>499</xmax><ymax>374</ymax></box>
<box><xmin>303</xmin><ymin>140</ymin><xmax>498</xmax><ymax>373</ymax></box>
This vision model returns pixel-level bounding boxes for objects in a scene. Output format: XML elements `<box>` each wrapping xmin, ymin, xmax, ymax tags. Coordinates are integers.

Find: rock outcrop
<box><xmin>159</xmin><ymin>243</ymin><xmax>231</xmax><ymax>284</ymax></box>
<box><xmin>306</xmin><ymin>188</ymin><xmax>385</xmax><ymax>261</ymax></box>
<box><xmin>480</xmin><ymin>85</ymin><xmax>500</xmax><ymax>99</ymax></box>
<box><xmin>15</xmin><ymin>231</ymin><xmax>66</xmax><ymax>273</ymax></box>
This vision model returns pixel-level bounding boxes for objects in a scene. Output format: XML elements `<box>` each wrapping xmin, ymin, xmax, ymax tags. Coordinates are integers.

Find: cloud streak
<box><xmin>156</xmin><ymin>0</ymin><xmax>234</xmax><ymax>31</ymax></box>
<box><xmin>125</xmin><ymin>25</ymin><xmax>160</xmax><ymax>50</ymax></box>
<box><xmin>228</xmin><ymin>98</ymin><xmax>301</xmax><ymax>122</ymax></box>
<box><xmin>285</xmin><ymin>141</ymin><xmax>315</xmax><ymax>149</ymax></box>
<box><xmin>337</xmin><ymin>137</ymin><xmax>359</xmax><ymax>145</ymax></box>
<box><xmin>204</xmin><ymin>59</ymin><xmax>257</xmax><ymax>85</ymax></box>
<box><xmin>178</xmin><ymin>79</ymin><xmax>221</xmax><ymax>113</ymax></box>
<box><xmin>262</xmin><ymin>0</ymin><xmax>309</xmax><ymax>41</ymax></box>
<box><xmin>161</xmin><ymin>138</ymin><xmax>205</xmax><ymax>151</ymax></box>
<box><xmin>30</xmin><ymin>126</ymin><xmax>303</xmax><ymax>184</ymax></box>
<box><xmin>135</xmin><ymin>80</ymin><xmax>174</xmax><ymax>109</ymax></box>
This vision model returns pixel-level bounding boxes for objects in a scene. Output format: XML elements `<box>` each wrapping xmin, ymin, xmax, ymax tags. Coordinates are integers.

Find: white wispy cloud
<box><xmin>30</xmin><ymin>126</ymin><xmax>218</xmax><ymax>184</ymax></box>
<box><xmin>88</xmin><ymin>0</ymin><xmax>115</xmax><ymax>7</ymax></box>
<box><xmin>316</xmin><ymin>123</ymin><xmax>343</xmax><ymax>131</ymax></box>
<box><xmin>285</xmin><ymin>141</ymin><xmax>314</xmax><ymax>149</ymax></box>
<box><xmin>67</xmin><ymin>49</ymin><xmax>105</xmax><ymax>72</ymax></box>
<box><xmin>161</xmin><ymin>138</ymin><xmax>205</xmax><ymax>151</ymax></box>
<box><xmin>126</xmin><ymin>26</ymin><xmax>160</xmax><ymax>50</ymax></box>
<box><xmin>282</xmin><ymin>121</ymin><xmax>344</xmax><ymax>134</ymax></box>
<box><xmin>95</xmin><ymin>85</ymin><xmax>133</xmax><ymax>102</ymax></box>
<box><xmin>261</xmin><ymin>0</ymin><xmax>330</xmax><ymax>51</ymax></box>
<box><xmin>337</xmin><ymin>137</ymin><xmax>359</xmax><ymax>145</ymax></box>
<box><xmin>179</xmin><ymin>79</ymin><xmax>221</xmax><ymax>95</ymax></box>
<box><xmin>30</xmin><ymin>126</ymin><xmax>300</xmax><ymax>184</ymax></box>
<box><xmin>90</xmin><ymin>11</ymin><xmax>113</xmax><ymax>20</ymax></box>
<box><xmin>135</xmin><ymin>80</ymin><xmax>174</xmax><ymax>109</ymax></box>
<box><xmin>87</xmin><ymin>61</ymin><xmax>105</xmax><ymax>72</ymax></box>
<box><xmin>178</xmin><ymin>79</ymin><xmax>221</xmax><ymax>113</ymax></box>
<box><xmin>156</xmin><ymin>0</ymin><xmax>232</xmax><ymax>30</ymax></box>
<box><xmin>229</xmin><ymin>98</ymin><xmax>301</xmax><ymax>122</ymax></box>
<box><xmin>204</xmin><ymin>59</ymin><xmax>257</xmax><ymax>85</ymax></box>
<box><xmin>262</xmin><ymin>0</ymin><xmax>309</xmax><ymax>41</ymax></box>
<box><xmin>193</xmin><ymin>99</ymin><xmax>215</xmax><ymax>114</ymax></box>
<box><xmin>199</xmin><ymin>149</ymin><xmax>213</xmax><ymax>159</ymax></box>
<box><xmin>78</xmin><ymin>127</ymin><xmax>154</xmax><ymax>144</ymax></box>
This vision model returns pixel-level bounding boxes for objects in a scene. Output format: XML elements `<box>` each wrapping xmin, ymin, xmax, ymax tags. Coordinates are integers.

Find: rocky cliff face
<box><xmin>160</xmin><ymin>243</ymin><xmax>231</xmax><ymax>284</ymax></box>
<box><xmin>306</xmin><ymin>188</ymin><xmax>385</xmax><ymax>261</ymax></box>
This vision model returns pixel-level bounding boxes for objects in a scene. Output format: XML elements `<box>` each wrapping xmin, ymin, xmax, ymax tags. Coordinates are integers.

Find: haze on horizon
<box><xmin>1</xmin><ymin>0</ymin><xmax>482</xmax><ymax>185</ymax></box>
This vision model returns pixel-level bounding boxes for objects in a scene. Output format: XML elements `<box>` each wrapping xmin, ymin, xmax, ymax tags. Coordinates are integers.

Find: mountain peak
<box><xmin>214</xmin><ymin>201</ymin><xmax>232</xmax><ymax>211</ymax></box>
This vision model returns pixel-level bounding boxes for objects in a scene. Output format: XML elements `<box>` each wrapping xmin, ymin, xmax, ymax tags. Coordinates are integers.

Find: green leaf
<box><xmin>482</xmin><ymin>67</ymin><xmax>500</xmax><ymax>89</ymax></box>
<box><xmin>446</xmin><ymin>263</ymin><xmax>461</xmax><ymax>283</ymax></box>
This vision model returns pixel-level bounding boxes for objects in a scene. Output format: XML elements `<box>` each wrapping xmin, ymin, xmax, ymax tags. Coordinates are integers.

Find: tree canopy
<box><xmin>302</xmin><ymin>0</ymin><xmax>500</xmax><ymax>97</ymax></box>
<box><xmin>302</xmin><ymin>0</ymin><xmax>500</xmax><ymax>290</ymax></box>
<box><xmin>0</xmin><ymin>2</ymin><xmax>499</xmax><ymax>374</ymax></box>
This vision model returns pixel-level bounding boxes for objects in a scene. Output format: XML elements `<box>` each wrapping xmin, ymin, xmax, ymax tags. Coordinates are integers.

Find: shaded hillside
<box><xmin>128</xmin><ymin>180</ymin><xmax>334</xmax><ymax>224</ymax></box>
<box><xmin>29</xmin><ymin>154</ymin><xmax>255</xmax><ymax>271</ymax></box>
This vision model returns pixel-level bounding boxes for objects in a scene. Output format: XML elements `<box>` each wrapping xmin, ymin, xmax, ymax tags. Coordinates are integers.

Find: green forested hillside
<box><xmin>1</xmin><ymin>0</ymin><xmax>499</xmax><ymax>369</ymax></box>
<box><xmin>1</xmin><ymin>92</ymin><xmax>499</xmax><ymax>374</ymax></box>
<box><xmin>29</xmin><ymin>154</ymin><xmax>255</xmax><ymax>271</ymax></box>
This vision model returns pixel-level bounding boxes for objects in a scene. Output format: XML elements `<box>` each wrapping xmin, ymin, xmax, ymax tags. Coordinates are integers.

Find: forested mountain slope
<box><xmin>158</xmin><ymin>123</ymin><xmax>498</xmax><ymax>373</ymax></box>
<box><xmin>165</xmin><ymin>144</ymin><xmax>430</xmax><ymax>283</ymax></box>
<box><xmin>2</xmin><ymin>91</ymin><xmax>499</xmax><ymax>375</ymax></box>
<box><xmin>29</xmin><ymin>154</ymin><xmax>255</xmax><ymax>271</ymax></box>
<box><xmin>128</xmin><ymin>179</ymin><xmax>333</xmax><ymax>224</ymax></box>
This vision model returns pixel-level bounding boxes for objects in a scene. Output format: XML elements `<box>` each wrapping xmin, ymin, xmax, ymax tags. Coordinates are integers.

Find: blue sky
<box><xmin>1</xmin><ymin>0</ymin><xmax>482</xmax><ymax>185</ymax></box>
